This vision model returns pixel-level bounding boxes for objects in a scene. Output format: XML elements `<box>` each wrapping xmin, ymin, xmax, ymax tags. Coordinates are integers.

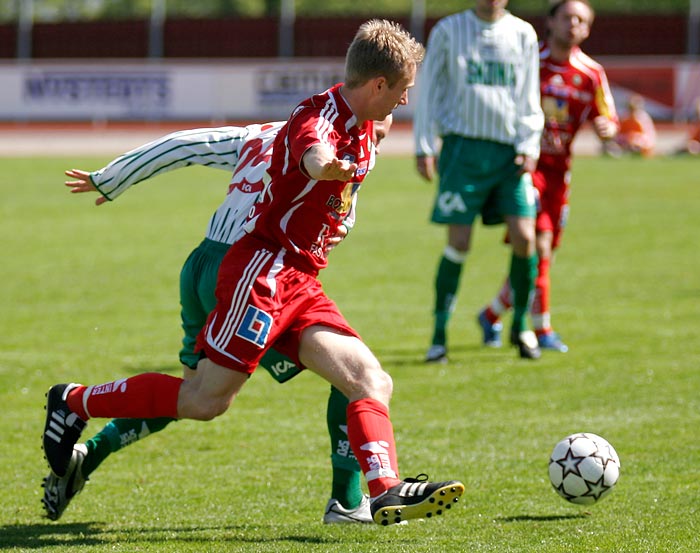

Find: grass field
<box><xmin>1</xmin><ymin>154</ymin><xmax>698</xmax><ymax>552</ymax></box>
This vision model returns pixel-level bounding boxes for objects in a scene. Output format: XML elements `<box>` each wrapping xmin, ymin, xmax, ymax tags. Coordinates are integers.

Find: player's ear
<box><xmin>373</xmin><ymin>76</ymin><xmax>388</xmax><ymax>94</ymax></box>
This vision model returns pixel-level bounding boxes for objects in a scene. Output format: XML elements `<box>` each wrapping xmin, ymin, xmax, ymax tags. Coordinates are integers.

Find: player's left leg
<box><xmin>478</xmin><ymin>277</ymin><xmax>509</xmax><ymax>347</ymax></box>
<box><xmin>532</xmin><ymin>229</ymin><xmax>569</xmax><ymax>353</ymax></box>
<box><xmin>497</xmin><ymin>167</ymin><xmax>540</xmax><ymax>359</ymax></box>
<box><xmin>257</xmin><ymin>350</ymin><xmax>368</xmax><ymax>523</ymax></box>
<box><xmin>505</xmin><ymin>213</ymin><xmax>540</xmax><ymax>360</ymax></box>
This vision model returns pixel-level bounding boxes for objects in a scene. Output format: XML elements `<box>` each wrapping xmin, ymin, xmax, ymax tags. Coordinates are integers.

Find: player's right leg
<box><xmin>41</xmin><ymin>242</ymin><xmax>216</xmax><ymax>519</ymax></box>
<box><xmin>427</xmin><ymin>231</ymin><xmax>470</xmax><ymax>364</ymax></box>
<box><xmin>42</xmin><ymin>241</ymin><xmax>242</xmax><ymax>478</ymax></box>
<box><xmin>426</xmin><ymin>136</ymin><xmax>482</xmax><ymax>364</ymax></box>
<box><xmin>298</xmin><ymin>325</ymin><xmax>465</xmax><ymax>525</ymax></box>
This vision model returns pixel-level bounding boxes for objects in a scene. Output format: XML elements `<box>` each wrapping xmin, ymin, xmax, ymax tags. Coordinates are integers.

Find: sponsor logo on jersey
<box><xmin>326</xmin><ymin>182</ymin><xmax>360</xmax><ymax>215</ymax></box>
<box><xmin>543</xmin><ymin>83</ymin><xmax>592</xmax><ymax>104</ymax></box>
<box><xmin>355</xmin><ymin>160</ymin><xmax>369</xmax><ymax>177</ymax></box>
<box><xmin>467</xmin><ymin>60</ymin><xmax>516</xmax><ymax>87</ymax></box>
<box><xmin>542</xmin><ymin>96</ymin><xmax>569</xmax><ymax>124</ymax></box>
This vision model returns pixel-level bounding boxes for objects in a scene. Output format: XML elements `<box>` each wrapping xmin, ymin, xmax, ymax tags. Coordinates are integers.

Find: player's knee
<box><xmin>178</xmin><ymin>383</ymin><xmax>231</xmax><ymax>421</ymax></box>
<box><xmin>355</xmin><ymin>362</ymin><xmax>393</xmax><ymax>404</ymax></box>
<box><xmin>186</xmin><ymin>398</ymin><xmax>229</xmax><ymax>421</ymax></box>
<box><xmin>510</xmin><ymin>224</ymin><xmax>535</xmax><ymax>255</ymax></box>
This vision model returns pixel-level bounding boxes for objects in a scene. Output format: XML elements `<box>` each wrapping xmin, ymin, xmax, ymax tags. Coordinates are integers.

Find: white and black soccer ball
<box><xmin>548</xmin><ymin>432</ymin><xmax>621</xmax><ymax>505</ymax></box>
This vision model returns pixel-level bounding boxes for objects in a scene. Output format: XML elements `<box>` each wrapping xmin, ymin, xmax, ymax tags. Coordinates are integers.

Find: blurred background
<box><xmin>0</xmin><ymin>1</ymin><xmax>698</xmax><ymax>130</ymax></box>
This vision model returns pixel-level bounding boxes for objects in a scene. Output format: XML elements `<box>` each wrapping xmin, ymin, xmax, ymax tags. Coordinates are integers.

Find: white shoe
<box><xmin>41</xmin><ymin>443</ymin><xmax>88</xmax><ymax>521</ymax></box>
<box><xmin>425</xmin><ymin>345</ymin><xmax>448</xmax><ymax>363</ymax></box>
<box><xmin>323</xmin><ymin>495</ymin><xmax>372</xmax><ymax>524</ymax></box>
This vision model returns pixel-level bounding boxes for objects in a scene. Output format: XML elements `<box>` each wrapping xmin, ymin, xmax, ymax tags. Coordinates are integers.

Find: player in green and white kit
<box><xmin>42</xmin><ymin>118</ymin><xmax>391</xmax><ymax>523</ymax></box>
<box><xmin>413</xmin><ymin>0</ymin><xmax>544</xmax><ymax>362</ymax></box>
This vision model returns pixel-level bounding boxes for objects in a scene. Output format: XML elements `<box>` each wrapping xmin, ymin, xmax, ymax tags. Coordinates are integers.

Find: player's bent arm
<box><xmin>515</xmin><ymin>34</ymin><xmax>545</xmax><ymax>161</ymax></box>
<box><xmin>301</xmin><ymin>144</ymin><xmax>357</xmax><ymax>182</ymax></box>
<box><xmin>592</xmin><ymin>115</ymin><xmax>618</xmax><ymax>141</ymax></box>
<box><xmin>89</xmin><ymin>126</ymin><xmax>252</xmax><ymax>201</ymax></box>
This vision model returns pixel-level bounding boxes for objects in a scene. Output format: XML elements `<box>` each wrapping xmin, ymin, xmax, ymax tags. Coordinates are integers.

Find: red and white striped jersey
<box><xmin>538</xmin><ymin>42</ymin><xmax>618</xmax><ymax>173</ymax></box>
<box><xmin>245</xmin><ymin>83</ymin><xmax>375</xmax><ymax>274</ymax></box>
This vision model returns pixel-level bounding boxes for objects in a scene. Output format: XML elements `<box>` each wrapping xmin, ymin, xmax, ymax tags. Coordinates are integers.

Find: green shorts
<box><xmin>431</xmin><ymin>135</ymin><xmax>537</xmax><ymax>226</ymax></box>
<box><xmin>179</xmin><ymin>238</ymin><xmax>302</xmax><ymax>383</ymax></box>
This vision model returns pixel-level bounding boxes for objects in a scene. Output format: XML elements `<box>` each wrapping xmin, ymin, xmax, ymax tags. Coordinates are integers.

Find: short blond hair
<box><xmin>344</xmin><ymin>19</ymin><xmax>424</xmax><ymax>89</ymax></box>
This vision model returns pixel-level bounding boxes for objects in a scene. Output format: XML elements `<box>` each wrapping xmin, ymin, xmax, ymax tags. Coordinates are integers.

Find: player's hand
<box><xmin>593</xmin><ymin>116</ymin><xmax>617</xmax><ymax>140</ymax></box>
<box><xmin>416</xmin><ymin>155</ymin><xmax>435</xmax><ymax>182</ymax></box>
<box><xmin>514</xmin><ymin>155</ymin><xmax>537</xmax><ymax>174</ymax></box>
<box><xmin>64</xmin><ymin>169</ymin><xmax>108</xmax><ymax>205</ymax></box>
<box><xmin>325</xmin><ymin>224</ymin><xmax>348</xmax><ymax>253</ymax></box>
<box><xmin>319</xmin><ymin>157</ymin><xmax>357</xmax><ymax>181</ymax></box>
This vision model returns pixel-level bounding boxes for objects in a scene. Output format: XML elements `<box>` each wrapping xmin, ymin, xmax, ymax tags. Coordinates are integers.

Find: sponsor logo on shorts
<box><xmin>437</xmin><ymin>191</ymin><xmax>467</xmax><ymax>215</ymax></box>
<box><xmin>235</xmin><ymin>305</ymin><xmax>273</xmax><ymax>348</ymax></box>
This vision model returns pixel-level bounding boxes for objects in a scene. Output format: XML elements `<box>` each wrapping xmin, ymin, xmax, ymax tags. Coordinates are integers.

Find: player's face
<box><xmin>374</xmin><ymin>66</ymin><xmax>416</xmax><ymax>121</ymax></box>
<box><xmin>475</xmin><ymin>0</ymin><xmax>509</xmax><ymax>20</ymax></box>
<box><xmin>548</xmin><ymin>1</ymin><xmax>592</xmax><ymax>48</ymax></box>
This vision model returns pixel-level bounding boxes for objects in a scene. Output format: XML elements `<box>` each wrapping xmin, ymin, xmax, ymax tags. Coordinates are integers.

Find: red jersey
<box><xmin>538</xmin><ymin>43</ymin><xmax>617</xmax><ymax>174</ymax></box>
<box><xmin>245</xmin><ymin>83</ymin><xmax>374</xmax><ymax>275</ymax></box>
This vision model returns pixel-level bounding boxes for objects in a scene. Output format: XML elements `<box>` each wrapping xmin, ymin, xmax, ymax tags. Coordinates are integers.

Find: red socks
<box><xmin>532</xmin><ymin>256</ymin><xmax>551</xmax><ymax>334</ymax></box>
<box><xmin>484</xmin><ymin>277</ymin><xmax>512</xmax><ymax>323</ymax></box>
<box><xmin>66</xmin><ymin>373</ymin><xmax>182</xmax><ymax>420</ymax></box>
<box><xmin>347</xmin><ymin>398</ymin><xmax>401</xmax><ymax>497</ymax></box>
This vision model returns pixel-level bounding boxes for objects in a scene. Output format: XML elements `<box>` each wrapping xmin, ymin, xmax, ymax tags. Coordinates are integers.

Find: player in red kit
<box><xmin>42</xmin><ymin>20</ymin><xmax>464</xmax><ymax>526</ymax></box>
<box><xmin>477</xmin><ymin>0</ymin><xmax>618</xmax><ymax>352</ymax></box>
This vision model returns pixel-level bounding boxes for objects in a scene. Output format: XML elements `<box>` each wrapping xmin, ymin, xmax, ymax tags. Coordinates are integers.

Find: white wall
<box><xmin>0</xmin><ymin>58</ymin><xmax>696</xmax><ymax>123</ymax></box>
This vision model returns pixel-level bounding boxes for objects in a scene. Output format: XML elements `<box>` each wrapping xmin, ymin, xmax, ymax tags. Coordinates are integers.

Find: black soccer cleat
<box><xmin>370</xmin><ymin>474</ymin><xmax>465</xmax><ymax>526</ymax></box>
<box><xmin>510</xmin><ymin>329</ymin><xmax>542</xmax><ymax>360</ymax></box>
<box><xmin>43</xmin><ymin>383</ymin><xmax>87</xmax><ymax>477</ymax></box>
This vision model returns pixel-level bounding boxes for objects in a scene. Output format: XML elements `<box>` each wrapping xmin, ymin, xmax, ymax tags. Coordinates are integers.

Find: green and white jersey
<box><xmin>414</xmin><ymin>9</ymin><xmax>544</xmax><ymax>160</ymax></box>
<box><xmin>89</xmin><ymin>123</ymin><xmax>285</xmax><ymax>245</ymax></box>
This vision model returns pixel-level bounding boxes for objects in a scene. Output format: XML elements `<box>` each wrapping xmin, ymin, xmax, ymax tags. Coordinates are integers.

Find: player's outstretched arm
<box><xmin>77</xmin><ymin>126</ymin><xmax>251</xmax><ymax>203</ymax></box>
<box><xmin>64</xmin><ymin>169</ymin><xmax>108</xmax><ymax>206</ymax></box>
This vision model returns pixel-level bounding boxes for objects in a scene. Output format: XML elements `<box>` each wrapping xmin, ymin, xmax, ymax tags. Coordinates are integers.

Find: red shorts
<box><xmin>196</xmin><ymin>234</ymin><xmax>359</xmax><ymax>374</ymax></box>
<box><xmin>532</xmin><ymin>168</ymin><xmax>570</xmax><ymax>250</ymax></box>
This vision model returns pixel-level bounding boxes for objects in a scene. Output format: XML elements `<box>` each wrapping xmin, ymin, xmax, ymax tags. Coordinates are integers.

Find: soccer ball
<box><xmin>548</xmin><ymin>432</ymin><xmax>621</xmax><ymax>505</ymax></box>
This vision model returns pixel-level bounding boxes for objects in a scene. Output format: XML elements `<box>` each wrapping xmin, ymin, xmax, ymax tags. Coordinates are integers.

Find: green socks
<box><xmin>327</xmin><ymin>386</ymin><xmax>363</xmax><ymax>509</ymax></box>
<box><xmin>509</xmin><ymin>253</ymin><xmax>538</xmax><ymax>334</ymax></box>
<box><xmin>432</xmin><ymin>251</ymin><xmax>465</xmax><ymax>346</ymax></box>
<box><xmin>81</xmin><ymin>417</ymin><xmax>175</xmax><ymax>478</ymax></box>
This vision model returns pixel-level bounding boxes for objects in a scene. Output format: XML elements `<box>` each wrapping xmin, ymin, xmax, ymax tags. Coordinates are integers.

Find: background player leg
<box><xmin>427</xmin><ymin>225</ymin><xmax>472</xmax><ymax>363</ymax></box>
<box><xmin>505</xmin><ymin>215</ymin><xmax>540</xmax><ymax>359</ymax></box>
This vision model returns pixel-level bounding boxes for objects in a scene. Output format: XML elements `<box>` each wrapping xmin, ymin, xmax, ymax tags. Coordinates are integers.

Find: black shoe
<box><xmin>43</xmin><ymin>384</ymin><xmax>87</xmax><ymax>477</ymax></box>
<box><xmin>370</xmin><ymin>474</ymin><xmax>464</xmax><ymax>526</ymax></box>
<box><xmin>510</xmin><ymin>330</ymin><xmax>542</xmax><ymax>360</ymax></box>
